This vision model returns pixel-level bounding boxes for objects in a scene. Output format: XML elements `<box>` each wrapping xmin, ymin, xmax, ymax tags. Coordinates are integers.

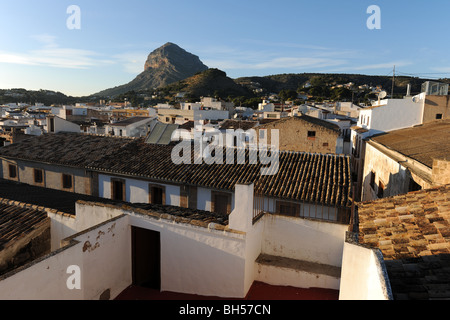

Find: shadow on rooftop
<box><xmin>115</xmin><ymin>281</ymin><xmax>339</xmax><ymax>301</ymax></box>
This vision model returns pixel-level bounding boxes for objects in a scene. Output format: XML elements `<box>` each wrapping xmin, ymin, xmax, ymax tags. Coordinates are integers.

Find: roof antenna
<box><xmin>391</xmin><ymin>65</ymin><xmax>395</xmax><ymax>98</ymax></box>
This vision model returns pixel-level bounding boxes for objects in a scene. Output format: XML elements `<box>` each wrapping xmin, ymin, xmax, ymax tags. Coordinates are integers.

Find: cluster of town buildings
<box><xmin>0</xmin><ymin>81</ymin><xmax>449</xmax><ymax>300</ymax></box>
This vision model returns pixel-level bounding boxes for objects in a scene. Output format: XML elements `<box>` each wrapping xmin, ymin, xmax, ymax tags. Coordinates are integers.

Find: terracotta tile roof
<box><xmin>178</xmin><ymin>121</ymin><xmax>195</xmax><ymax>130</ymax></box>
<box><xmin>88</xmin><ymin>141</ymin><xmax>352</xmax><ymax>207</ymax></box>
<box><xmin>368</xmin><ymin>120</ymin><xmax>450</xmax><ymax>168</ymax></box>
<box><xmin>0</xmin><ymin>179</ymin><xmax>230</xmax><ymax>231</ymax></box>
<box><xmin>350</xmin><ymin>126</ymin><xmax>369</xmax><ymax>134</ymax></box>
<box><xmin>110</xmin><ymin>116</ymin><xmax>151</xmax><ymax>127</ymax></box>
<box><xmin>219</xmin><ymin>120</ymin><xmax>259</xmax><ymax>131</ymax></box>
<box><xmin>256</xmin><ymin>115</ymin><xmax>340</xmax><ymax>133</ymax></box>
<box><xmin>357</xmin><ymin>184</ymin><xmax>450</xmax><ymax>299</ymax></box>
<box><xmin>0</xmin><ymin>199</ymin><xmax>48</xmax><ymax>250</ymax></box>
<box><xmin>79</xmin><ymin>201</ymin><xmax>230</xmax><ymax>228</ymax></box>
<box><xmin>0</xmin><ymin>179</ymin><xmax>125</xmax><ymax>215</ymax></box>
<box><xmin>0</xmin><ymin>133</ymin><xmax>135</xmax><ymax>168</ymax></box>
<box><xmin>0</xmin><ymin>133</ymin><xmax>352</xmax><ymax>207</ymax></box>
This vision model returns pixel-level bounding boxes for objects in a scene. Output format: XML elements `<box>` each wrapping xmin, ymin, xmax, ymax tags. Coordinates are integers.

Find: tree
<box><xmin>309</xmin><ymin>86</ymin><xmax>330</xmax><ymax>98</ymax></box>
<box><xmin>330</xmin><ymin>87</ymin><xmax>352</xmax><ymax>101</ymax></box>
<box><xmin>279</xmin><ymin>89</ymin><xmax>298</xmax><ymax>102</ymax></box>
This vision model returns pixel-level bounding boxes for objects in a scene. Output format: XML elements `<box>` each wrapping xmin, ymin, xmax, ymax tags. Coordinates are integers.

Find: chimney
<box><xmin>406</xmin><ymin>84</ymin><xmax>411</xmax><ymax>97</ymax></box>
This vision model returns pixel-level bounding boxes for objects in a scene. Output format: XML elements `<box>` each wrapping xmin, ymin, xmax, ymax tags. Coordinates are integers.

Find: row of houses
<box><xmin>0</xmin><ymin>125</ymin><xmax>448</xmax><ymax>300</ymax></box>
<box><xmin>0</xmin><ymin>130</ymin><xmax>354</xmax><ymax>299</ymax></box>
<box><xmin>0</xmin><ymin>81</ymin><xmax>449</xmax><ymax>300</ymax></box>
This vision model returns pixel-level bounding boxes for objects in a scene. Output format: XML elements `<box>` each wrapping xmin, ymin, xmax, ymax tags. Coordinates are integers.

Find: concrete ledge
<box><xmin>255</xmin><ymin>254</ymin><xmax>341</xmax><ymax>290</ymax></box>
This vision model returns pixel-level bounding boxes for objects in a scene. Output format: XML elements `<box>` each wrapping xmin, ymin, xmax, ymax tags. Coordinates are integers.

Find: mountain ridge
<box><xmin>1</xmin><ymin>42</ymin><xmax>449</xmax><ymax>104</ymax></box>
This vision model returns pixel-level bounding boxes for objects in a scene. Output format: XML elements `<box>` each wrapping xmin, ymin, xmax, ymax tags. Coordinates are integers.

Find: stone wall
<box><xmin>255</xmin><ymin>117</ymin><xmax>340</xmax><ymax>154</ymax></box>
<box><xmin>432</xmin><ymin>158</ymin><xmax>450</xmax><ymax>185</ymax></box>
<box><xmin>423</xmin><ymin>96</ymin><xmax>450</xmax><ymax>123</ymax></box>
<box><xmin>1</xmin><ymin>159</ymin><xmax>93</xmax><ymax>195</ymax></box>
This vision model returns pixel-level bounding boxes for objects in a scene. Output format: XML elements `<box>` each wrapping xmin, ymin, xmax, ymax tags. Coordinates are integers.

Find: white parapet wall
<box><xmin>48</xmin><ymin>201</ymin><xmax>126</xmax><ymax>251</ymax></box>
<box><xmin>0</xmin><ymin>214</ymin><xmax>131</xmax><ymax>300</ymax></box>
<box><xmin>339</xmin><ymin>238</ymin><xmax>393</xmax><ymax>300</ymax></box>
<box><xmin>261</xmin><ymin>214</ymin><xmax>348</xmax><ymax>267</ymax></box>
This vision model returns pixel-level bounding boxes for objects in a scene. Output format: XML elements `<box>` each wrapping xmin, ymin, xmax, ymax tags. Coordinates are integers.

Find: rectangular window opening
<box><xmin>34</xmin><ymin>169</ymin><xmax>43</xmax><ymax>184</ymax></box>
<box><xmin>62</xmin><ymin>174</ymin><xmax>73</xmax><ymax>189</ymax></box>
<box><xmin>377</xmin><ymin>180</ymin><xmax>385</xmax><ymax>199</ymax></box>
<box><xmin>369</xmin><ymin>171</ymin><xmax>376</xmax><ymax>190</ymax></box>
<box><xmin>8</xmin><ymin>164</ymin><xmax>17</xmax><ymax>179</ymax></box>
<box><xmin>276</xmin><ymin>201</ymin><xmax>300</xmax><ymax>217</ymax></box>
<box><xmin>111</xmin><ymin>179</ymin><xmax>125</xmax><ymax>201</ymax></box>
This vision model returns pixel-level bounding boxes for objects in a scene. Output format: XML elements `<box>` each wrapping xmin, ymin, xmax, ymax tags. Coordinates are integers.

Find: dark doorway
<box><xmin>132</xmin><ymin>227</ymin><xmax>161</xmax><ymax>290</ymax></box>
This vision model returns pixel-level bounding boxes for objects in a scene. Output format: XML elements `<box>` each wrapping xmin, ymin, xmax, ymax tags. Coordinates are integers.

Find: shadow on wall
<box><xmin>384</xmin><ymin>252</ymin><xmax>450</xmax><ymax>300</ymax></box>
<box><xmin>361</xmin><ymin>168</ymin><xmax>420</xmax><ymax>201</ymax></box>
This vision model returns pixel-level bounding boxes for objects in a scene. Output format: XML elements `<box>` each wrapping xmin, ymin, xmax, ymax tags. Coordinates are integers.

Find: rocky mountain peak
<box><xmin>144</xmin><ymin>42</ymin><xmax>206</xmax><ymax>72</ymax></box>
<box><xmin>94</xmin><ymin>42</ymin><xmax>208</xmax><ymax>97</ymax></box>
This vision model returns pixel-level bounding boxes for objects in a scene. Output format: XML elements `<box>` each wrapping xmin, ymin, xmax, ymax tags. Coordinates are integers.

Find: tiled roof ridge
<box><xmin>255</xmin><ymin>114</ymin><xmax>340</xmax><ymax>132</ymax></box>
<box><xmin>57</xmin><ymin>131</ymin><xmax>141</xmax><ymax>141</ymax></box>
<box><xmin>356</xmin><ymin>183</ymin><xmax>450</xmax><ymax>299</ymax></box>
<box><xmin>0</xmin><ymin>197</ymin><xmax>74</xmax><ymax>218</ymax></box>
<box><xmin>0</xmin><ymin>132</ymin><xmax>352</xmax><ymax>208</ymax></box>
<box><xmin>75</xmin><ymin>200</ymin><xmax>244</xmax><ymax>235</ymax></box>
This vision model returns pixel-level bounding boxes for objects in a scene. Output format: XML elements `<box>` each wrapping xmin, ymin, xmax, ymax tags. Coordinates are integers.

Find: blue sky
<box><xmin>0</xmin><ymin>0</ymin><xmax>449</xmax><ymax>96</ymax></box>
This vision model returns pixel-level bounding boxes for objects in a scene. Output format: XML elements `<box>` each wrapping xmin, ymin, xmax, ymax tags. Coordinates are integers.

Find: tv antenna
<box><xmin>391</xmin><ymin>65</ymin><xmax>395</xmax><ymax>98</ymax></box>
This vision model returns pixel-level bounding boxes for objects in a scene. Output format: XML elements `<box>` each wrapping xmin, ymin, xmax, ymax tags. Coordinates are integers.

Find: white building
<box><xmin>51</xmin><ymin>105</ymin><xmax>88</xmax><ymax>120</ymax></box>
<box><xmin>105</xmin><ymin>117</ymin><xmax>156</xmax><ymax>137</ymax></box>
<box><xmin>179</xmin><ymin>102</ymin><xmax>202</xmax><ymax>111</ymax></box>
<box><xmin>334</xmin><ymin>102</ymin><xmax>364</xmax><ymax>118</ymax></box>
<box><xmin>46</xmin><ymin>115</ymin><xmax>81</xmax><ymax>134</ymax></box>
<box><xmin>0</xmin><ymin>132</ymin><xmax>353</xmax><ymax>300</ymax></box>
<box><xmin>158</xmin><ymin>108</ymin><xmax>230</xmax><ymax>124</ymax></box>
<box><xmin>360</xmin><ymin>119</ymin><xmax>450</xmax><ymax>202</ymax></box>
<box><xmin>351</xmin><ymin>93</ymin><xmax>428</xmax><ymax>200</ymax></box>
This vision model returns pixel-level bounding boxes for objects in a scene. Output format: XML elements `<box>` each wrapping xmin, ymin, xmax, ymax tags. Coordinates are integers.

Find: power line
<box><xmin>395</xmin><ymin>70</ymin><xmax>450</xmax><ymax>79</ymax></box>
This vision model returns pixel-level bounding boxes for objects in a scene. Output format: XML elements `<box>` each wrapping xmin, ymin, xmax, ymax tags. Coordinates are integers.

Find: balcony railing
<box><xmin>253</xmin><ymin>193</ymin><xmax>351</xmax><ymax>225</ymax></box>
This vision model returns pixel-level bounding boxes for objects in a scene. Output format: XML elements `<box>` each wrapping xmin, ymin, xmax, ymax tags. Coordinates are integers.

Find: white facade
<box><xmin>98</xmin><ymin>174</ymin><xmax>237</xmax><ymax>213</ymax></box>
<box><xmin>46</xmin><ymin>116</ymin><xmax>81</xmax><ymax>134</ymax></box>
<box><xmin>359</xmin><ymin>95</ymin><xmax>425</xmax><ymax>136</ymax></box>
<box><xmin>201</xmin><ymin>97</ymin><xmax>234</xmax><ymax>111</ymax></box>
<box><xmin>158</xmin><ymin>108</ymin><xmax>229</xmax><ymax>124</ymax></box>
<box><xmin>335</xmin><ymin>102</ymin><xmax>362</xmax><ymax>118</ymax></box>
<box><xmin>258</xmin><ymin>102</ymin><xmax>275</xmax><ymax>112</ymax></box>
<box><xmin>351</xmin><ymin>94</ymin><xmax>426</xmax><ymax>200</ymax></box>
<box><xmin>99</xmin><ymin>174</ymin><xmax>181</xmax><ymax>206</ymax></box>
<box><xmin>180</xmin><ymin>102</ymin><xmax>202</xmax><ymax>111</ymax></box>
<box><xmin>194</xmin><ymin>109</ymin><xmax>229</xmax><ymax>122</ymax></box>
<box><xmin>105</xmin><ymin>117</ymin><xmax>156</xmax><ymax>137</ymax></box>
<box><xmin>51</xmin><ymin>105</ymin><xmax>88</xmax><ymax>120</ymax></box>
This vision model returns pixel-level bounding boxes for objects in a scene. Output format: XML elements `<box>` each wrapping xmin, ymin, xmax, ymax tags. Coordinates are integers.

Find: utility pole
<box><xmin>391</xmin><ymin>65</ymin><xmax>395</xmax><ymax>98</ymax></box>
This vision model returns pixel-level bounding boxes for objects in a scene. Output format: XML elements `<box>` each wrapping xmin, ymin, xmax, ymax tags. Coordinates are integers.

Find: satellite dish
<box><xmin>378</xmin><ymin>91</ymin><xmax>387</xmax><ymax>99</ymax></box>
